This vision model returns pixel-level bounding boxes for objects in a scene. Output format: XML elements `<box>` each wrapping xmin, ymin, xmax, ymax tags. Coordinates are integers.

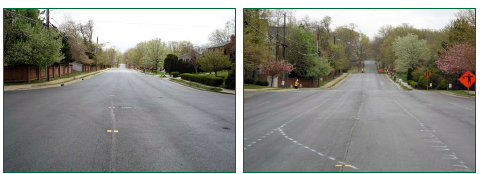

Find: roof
<box><xmin>209</xmin><ymin>41</ymin><xmax>230</xmax><ymax>48</ymax></box>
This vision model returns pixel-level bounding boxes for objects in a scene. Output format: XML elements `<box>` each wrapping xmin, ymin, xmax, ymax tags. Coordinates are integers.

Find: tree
<box><xmin>59</xmin><ymin>16</ymin><xmax>92</xmax><ymax>64</ymax></box>
<box><xmin>144</xmin><ymin>38</ymin><xmax>168</xmax><ymax>70</ymax></box>
<box><xmin>436</xmin><ymin>43</ymin><xmax>475</xmax><ymax>74</ymax></box>
<box><xmin>208</xmin><ymin>19</ymin><xmax>234</xmax><ymax>44</ymax></box>
<box><xmin>262</xmin><ymin>60</ymin><xmax>294</xmax><ymax>87</ymax></box>
<box><xmin>4</xmin><ymin>9</ymin><xmax>64</xmax><ymax>72</ymax></box>
<box><xmin>198</xmin><ymin>50</ymin><xmax>232</xmax><ymax>77</ymax></box>
<box><xmin>392</xmin><ymin>33</ymin><xmax>429</xmax><ymax>73</ymax></box>
<box><xmin>244</xmin><ymin>9</ymin><xmax>270</xmax><ymax>78</ymax></box>
<box><xmin>164</xmin><ymin>54</ymin><xmax>178</xmax><ymax>73</ymax></box>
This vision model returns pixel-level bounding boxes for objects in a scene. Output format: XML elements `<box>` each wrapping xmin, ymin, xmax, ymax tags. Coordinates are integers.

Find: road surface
<box><xmin>244</xmin><ymin>60</ymin><xmax>474</xmax><ymax>172</ymax></box>
<box><xmin>4</xmin><ymin>68</ymin><xmax>235</xmax><ymax>172</ymax></box>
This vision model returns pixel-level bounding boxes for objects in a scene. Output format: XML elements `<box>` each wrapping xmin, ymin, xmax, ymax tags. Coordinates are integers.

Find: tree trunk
<box><xmin>271</xmin><ymin>75</ymin><xmax>275</xmax><ymax>87</ymax></box>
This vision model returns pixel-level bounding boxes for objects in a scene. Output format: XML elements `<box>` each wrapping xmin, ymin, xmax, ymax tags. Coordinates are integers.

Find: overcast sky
<box><xmin>47</xmin><ymin>9</ymin><xmax>234</xmax><ymax>52</ymax></box>
<box><xmin>293</xmin><ymin>9</ymin><xmax>459</xmax><ymax>38</ymax></box>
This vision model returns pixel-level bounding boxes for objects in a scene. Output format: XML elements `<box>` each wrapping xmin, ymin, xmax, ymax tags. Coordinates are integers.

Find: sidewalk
<box><xmin>4</xmin><ymin>69</ymin><xmax>110</xmax><ymax>91</ymax></box>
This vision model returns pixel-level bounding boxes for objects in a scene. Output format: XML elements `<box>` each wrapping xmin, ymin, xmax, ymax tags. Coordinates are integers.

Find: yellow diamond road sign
<box><xmin>424</xmin><ymin>70</ymin><xmax>432</xmax><ymax>78</ymax></box>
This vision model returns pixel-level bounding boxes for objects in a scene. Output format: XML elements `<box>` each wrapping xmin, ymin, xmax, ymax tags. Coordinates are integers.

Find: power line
<box><xmin>4</xmin><ymin>9</ymin><xmax>43</xmax><ymax>23</ymax></box>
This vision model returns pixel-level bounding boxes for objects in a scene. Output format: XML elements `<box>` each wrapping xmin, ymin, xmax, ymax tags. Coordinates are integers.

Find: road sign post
<box><xmin>458</xmin><ymin>70</ymin><xmax>475</xmax><ymax>95</ymax></box>
<box><xmin>424</xmin><ymin>70</ymin><xmax>432</xmax><ymax>90</ymax></box>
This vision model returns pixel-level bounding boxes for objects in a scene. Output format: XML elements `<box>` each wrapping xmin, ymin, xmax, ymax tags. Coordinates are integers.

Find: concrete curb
<box><xmin>436</xmin><ymin>90</ymin><xmax>475</xmax><ymax>99</ymax></box>
<box><xmin>321</xmin><ymin>73</ymin><xmax>351</xmax><ymax>90</ymax></box>
<box><xmin>168</xmin><ymin>79</ymin><xmax>235</xmax><ymax>95</ymax></box>
<box><xmin>385</xmin><ymin>74</ymin><xmax>405</xmax><ymax>91</ymax></box>
<box><xmin>4</xmin><ymin>69</ymin><xmax>110</xmax><ymax>91</ymax></box>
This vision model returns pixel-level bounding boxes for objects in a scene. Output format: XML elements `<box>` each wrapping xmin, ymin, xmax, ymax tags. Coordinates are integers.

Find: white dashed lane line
<box><xmin>244</xmin><ymin>98</ymin><xmax>362</xmax><ymax>171</ymax></box>
<box><xmin>395</xmin><ymin>100</ymin><xmax>471</xmax><ymax>172</ymax></box>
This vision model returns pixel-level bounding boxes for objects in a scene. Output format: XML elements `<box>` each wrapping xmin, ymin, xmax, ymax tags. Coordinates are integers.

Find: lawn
<box><xmin>171</xmin><ymin>79</ymin><xmax>222</xmax><ymax>92</ymax></box>
<box><xmin>448</xmin><ymin>90</ymin><xmax>475</xmax><ymax>96</ymax></box>
<box><xmin>194</xmin><ymin>71</ymin><xmax>229</xmax><ymax>78</ymax></box>
<box><xmin>319</xmin><ymin>75</ymin><xmax>338</xmax><ymax>87</ymax></box>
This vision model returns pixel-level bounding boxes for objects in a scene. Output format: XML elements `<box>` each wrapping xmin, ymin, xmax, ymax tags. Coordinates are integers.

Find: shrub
<box><xmin>409</xmin><ymin>81</ymin><xmax>418</xmax><ymax>89</ymax></box>
<box><xmin>245</xmin><ymin>77</ymin><xmax>255</xmax><ymax>84</ymax></box>
<box><xmin>407</xmin><ymin>80</ymin><xmax>414</xmax><ymax>84</ymax></box>
<box><xmin>255</xmin><ymin>80</ymin><xmax>269</xmax><ymax>86</ymax></box>
<box><xmin>225</xmin><ymin>70</ymin><xmax>235</xmax><ymax>89</ymax></box>
<box><xmin>437</xmin><ymin>79</ymin><xmax>447</xmax><ymax>90</ymax></box>
<box><xmin>180</xmin><ymin>73</ymin><xmax>224</xmax><ymax>87</ymax></box>
<box><xmin>418</xmin><ymin>76</ymin><xmax>427</xmax><ymax>89</ymax></box>
<box><xmin>171</xmin><ymin>72</ymin><xmax>179</xmax><ymax>77</ymax></box>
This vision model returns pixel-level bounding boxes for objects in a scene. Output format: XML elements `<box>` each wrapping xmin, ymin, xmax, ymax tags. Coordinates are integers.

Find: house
<box><xmin>207</xmin><ymin>35</ymin><xmax>235</xmax><ymax>62</ymax></box>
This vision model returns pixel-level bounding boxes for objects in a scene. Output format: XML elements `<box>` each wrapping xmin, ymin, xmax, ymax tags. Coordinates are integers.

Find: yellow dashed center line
<box><xmin>107</xmin><ymin>130</ymin><xmax>118</xmax><ymax>133</ymax></box>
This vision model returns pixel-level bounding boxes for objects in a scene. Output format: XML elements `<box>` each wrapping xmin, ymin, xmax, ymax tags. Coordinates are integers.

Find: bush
<box><xmin>171</xmin><ymin>72</ymin><xmax>179</xmax><ymax>77</ymax></box>
<box><xmin>255</xmin><ymin>80</ymin><xmax>269</xmax><ymax>86</ymax></box>
<box><xmin>180</xmin><ymin>73</ymin><xmax>224</xmax><ymax>87</ymax></box>
<box><xmin>409</xmin><ymin>81</ymin><xmax>418</xmax><ymax>89</ymax></box>
<box><xmin>225</xmin><ymin>70</ymin><xmax>235</xmax><ymax>89</ymax></box>
<box><xmin>407</xmin><ymin>80</ymin><xmax>414</xmax><ymax>84</ymax></box>
<box><xmin>245</xmin><ymin>77</ymin><xmax>255</xmax><ymax>84</ymax></box>
<box><xmin>418</xmin><ymin>76</ymin><xmax>427</xmax><ymax>89</ymax></box>
<box><xmin>437</xmin><ymin>79</ymin><xmax>447</xmax><ymax>90</ymax></box>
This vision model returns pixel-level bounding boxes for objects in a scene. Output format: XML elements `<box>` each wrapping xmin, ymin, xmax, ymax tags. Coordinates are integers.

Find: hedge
<box><xmin>171</xmin><ymin>72</ymin><xmax>179</xmax><ymax>77</ymax></box>
<box><xmin>180</xmin><ymin>73</ymin><xmax>224</xmax><ymax>87</ymax></box>
<box><xmin>255</xmin><ymin>80</ymin><xmax>269</xmax><ymax>86</ymax></box>
<box><xmin>225</xmin><ymin>70</ymin><xmax>235</xmax><ymax>89</ymax></box>
<box><xmin>245</xmin><ymin>78</ymin><xmax>255</xmax><ymax>84</ymax></box>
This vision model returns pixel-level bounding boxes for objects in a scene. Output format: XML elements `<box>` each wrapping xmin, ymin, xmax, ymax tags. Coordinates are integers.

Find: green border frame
<box><xmin>242</xmin><ymin>8</ymin><xmax>475</xmax><ymax>173</ymax></box>
<box><xmin>3</xmin><ymin>8</ymin><xmax>236</xmax><ymax>173</ymax></box>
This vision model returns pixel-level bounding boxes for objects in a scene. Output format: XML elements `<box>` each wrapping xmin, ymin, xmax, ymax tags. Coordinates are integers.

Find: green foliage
<box><xmin>255</xmin><ymin>80</ymin><xmax>269</xmax><ymax>86</ymax></box>
<box><xmin>198</xmin><ymin>50</ymin><xmax>232</xmax><ymax>76</ymax></box>
<box><xmin>286</xmin><ymin>26</ymin><xmax>330</xmax><ymax>79</ymax></box>
<box><xmin>407</xmin><ymin>68</ymin><xmax>413</xmax><ymax>81</ymax></box>
<box><xmin>4</xmin><ymin>9</ymin><xmax>64</xmax><ymax>69</ymax></box>
<box><xmin>245</xmin><ymin>78</ymin><xmax>255</xmax><ymax>84</ymax></box>
<box><xmin>171</xmin><ymin>72</ymin><xmax>179</xmax><ymax>77</ymax></box>
<box><xmin>306</xmin><ymin>56</ymin><xmax>331</xmax><ymax>79</ymax></box>
<box><xmin>164</xmin><ymin>54</ymin><xmax>178</xmax><ymax>73</ymax></box>
<box><xmin>180</xmin><ymin>73</ymin><xmax>224</xmax><ymax>87</ymax></box>
<box><xmin>409</xmin><ymin>81</ymin><xmax>418</xmax><ymax>89</ymax></box>
<box><xmin>144</xmin><ymin>38</ymin><xmax>168</xmax><ymax>69</ymax></box>
<box><xmin>225</xmin><ymin>68</ymin><xmax>235</xmax><ymax>90</ymax></box>
<box><xmin>437</xmin><ymin>79</ymin><xmax>447</xmax><ymax>89</ymax></box>
<box><xmin>244</xmin><ymin>9</ymin><xmax>270</xmax><ymax>74</ymax></box>
<box><xmin>393</xmin><ymin>33</ymin><xmax>429</xmax><ymax>73</ymax></box>
<box><xmin>417</xmin><ymin>76</ymin><xmax>427</xmax><ymax>89</ymax></box>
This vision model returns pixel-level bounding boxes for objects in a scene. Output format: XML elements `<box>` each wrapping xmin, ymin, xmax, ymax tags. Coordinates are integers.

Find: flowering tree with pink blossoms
<box><xmin>262</xmin><ymin>59</ymin><xmax>295</xmax><ymax>87</ymax></box>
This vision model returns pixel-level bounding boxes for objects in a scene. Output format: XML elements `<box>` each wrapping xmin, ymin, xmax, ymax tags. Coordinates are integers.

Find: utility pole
<box><xmin>46</xmin><ymin>9</ymin><xmax>50</xmax><ymax>81</ymax></box>
<box><xmin>317</xmin><ymin>26</ymin><xmax>320</xmax><ymax>57</ymax></box>
<box><xmin>281</xmin><ymin>13</ymin><xmax>286</xmax><ymax>88</ymax></box>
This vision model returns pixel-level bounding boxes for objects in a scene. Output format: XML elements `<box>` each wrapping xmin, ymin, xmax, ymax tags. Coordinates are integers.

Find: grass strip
<box><xmin>328</xmin><ymin>73</ymin><xmax>350</xmax><ymax>88</ymax></box>
<box><xmin>171</xmin><ymin>79</ymin><xmax>222</xmax><ymax>92</ymax></box>
<box><xmin>448</xmin><ymin>90</ymin><xmax>475</xmax><ymax>96</ymax></box>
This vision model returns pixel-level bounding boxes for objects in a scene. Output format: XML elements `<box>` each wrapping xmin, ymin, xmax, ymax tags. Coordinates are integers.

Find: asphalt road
<box><xmin>4</xmin><ymin>68</ymin><xmax>235</xmax><ymax>172</ymax></box>
<box><xmin>244</xmin><ymin>60</ymin><xmax>475</xmax><ymax>172</ymax></box>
